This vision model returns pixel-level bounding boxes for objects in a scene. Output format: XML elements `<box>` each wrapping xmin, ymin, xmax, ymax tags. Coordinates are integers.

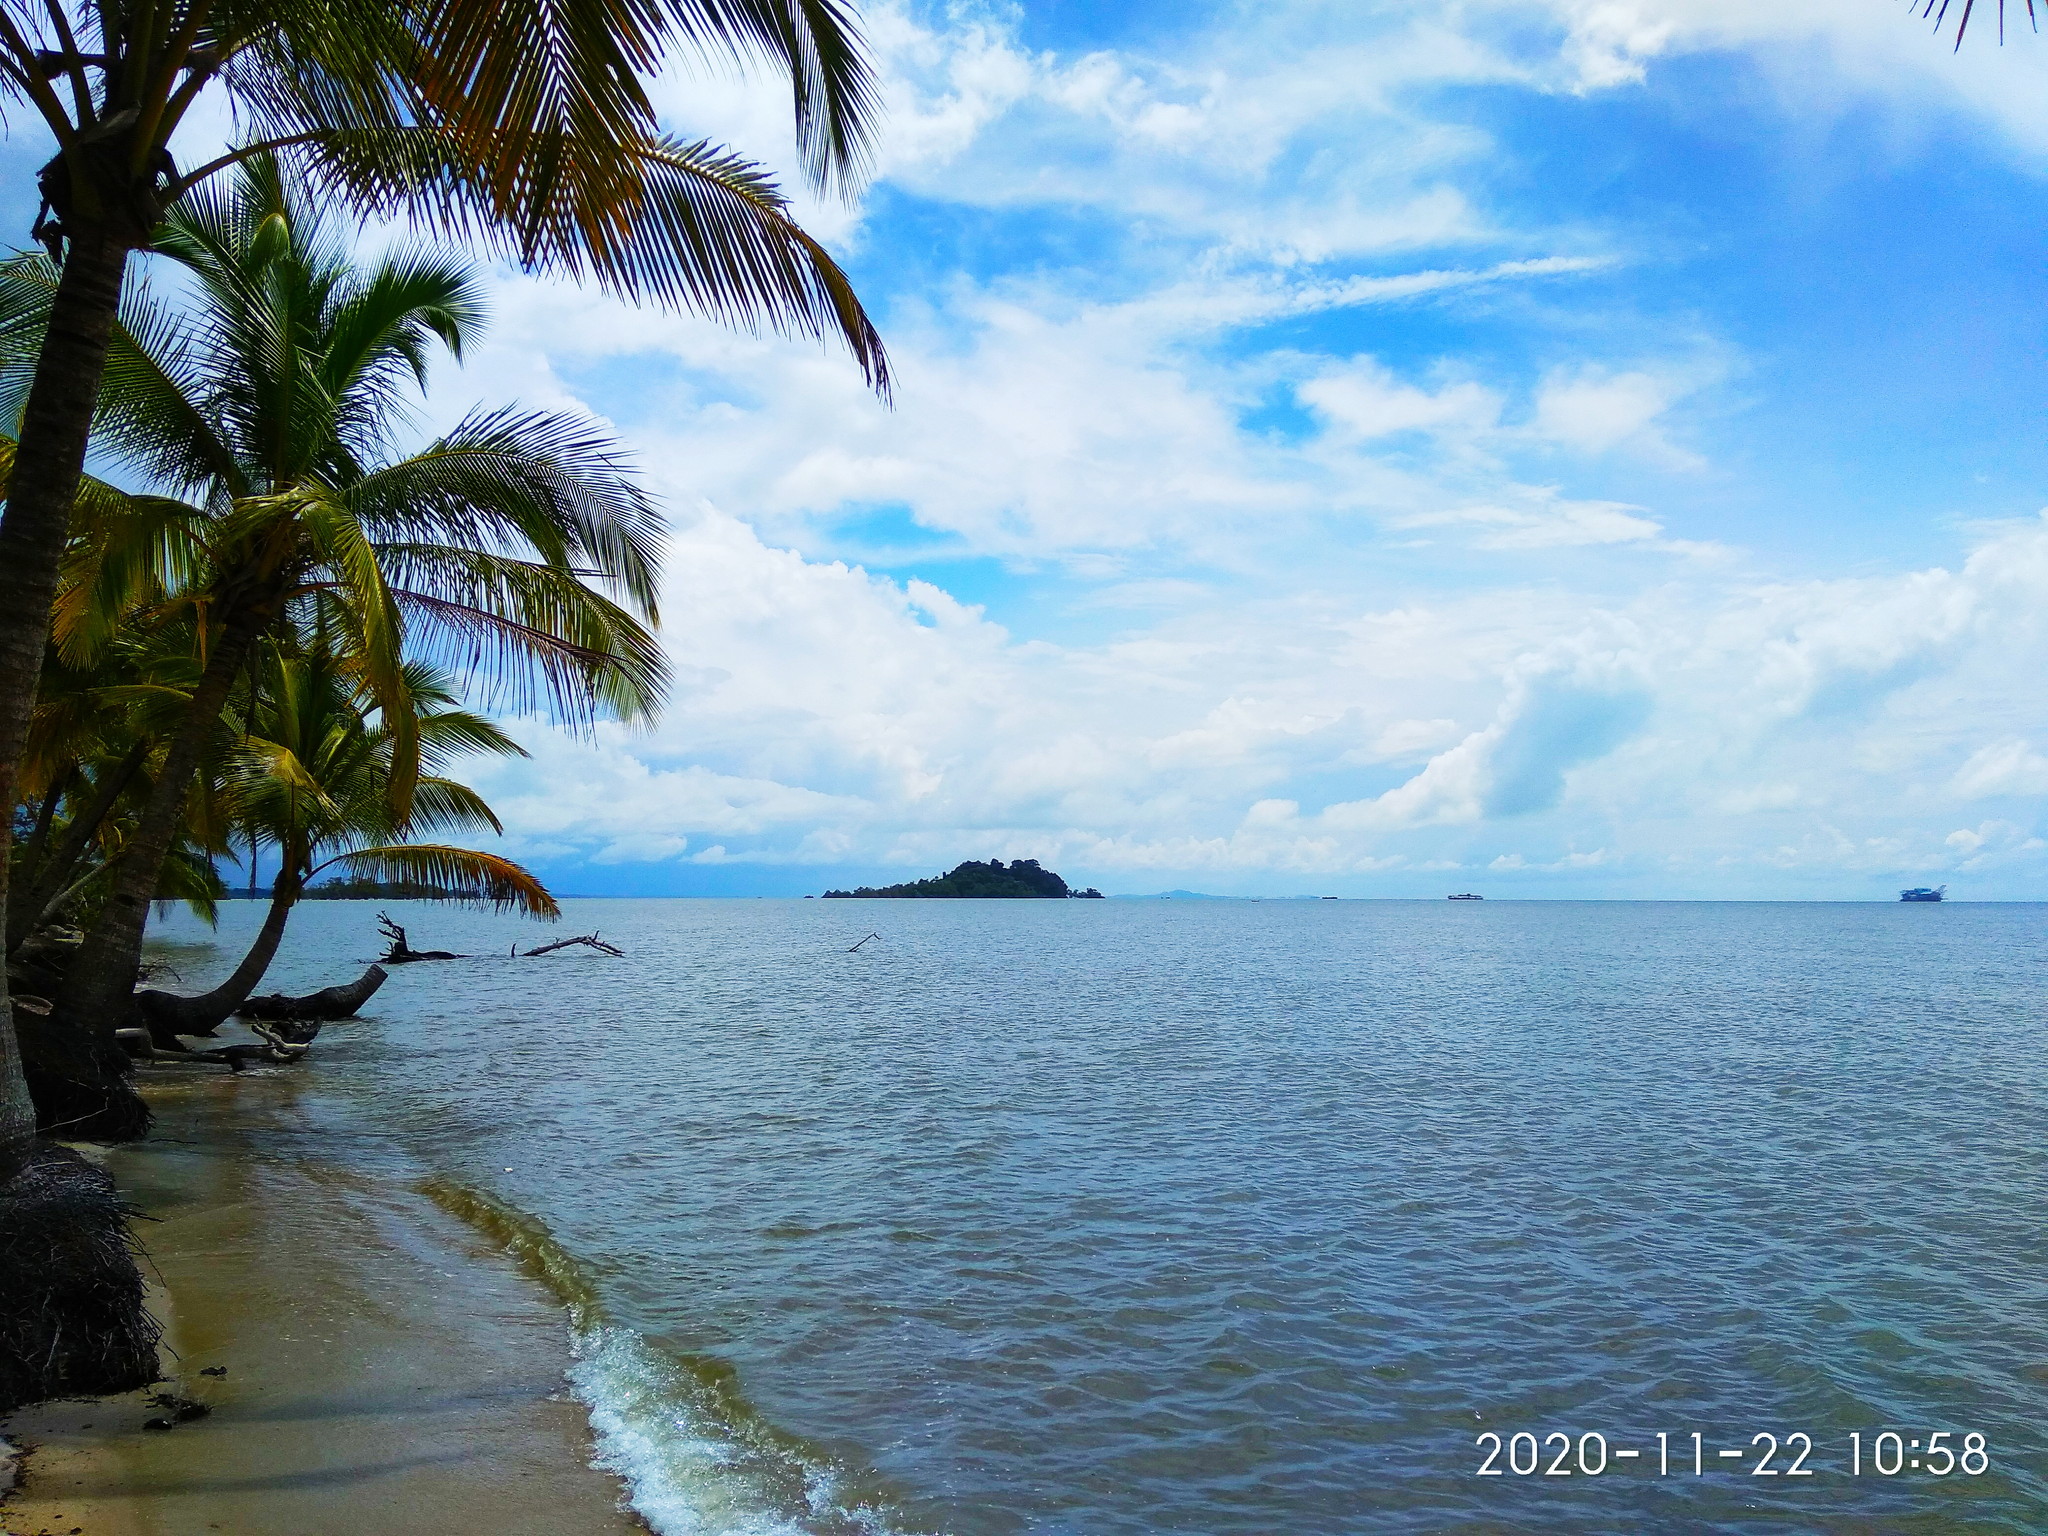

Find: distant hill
<box><xmin>302</xmin><ymin>878</ymin><xmax>455</xmax><ymax>900</ymax></box>
<box><xmin>825</xmin><ymin>859</ymin><xmax>1104</xmax><ymax>899</ymax></box>
<box><xmin>1110</xmin><ymin>889</ymin><xmax>1236</xmax><ymax>900</ymax></box>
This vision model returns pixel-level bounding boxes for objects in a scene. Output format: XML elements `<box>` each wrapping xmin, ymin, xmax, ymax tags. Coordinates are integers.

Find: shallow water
<box><xmin>146</xmin><ymin>898</ymin><xmax>2048</xmax><ymax>1533</ymax></box>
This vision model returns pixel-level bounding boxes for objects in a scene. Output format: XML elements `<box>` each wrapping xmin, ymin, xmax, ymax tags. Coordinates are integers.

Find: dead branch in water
<box><xmin>116</xmin><ymin>1023</ymin><xmax>317</xmax><ymax>1072</ymax></box>
<box><xmin>515</xmin><ymin>932</ymin><xmax>624</xmax><ymax>958</ymax></box>
<box><xmin>375</xmin><ymin>912</ymin><xmax>464</xmax><ymax>963</ymax></box>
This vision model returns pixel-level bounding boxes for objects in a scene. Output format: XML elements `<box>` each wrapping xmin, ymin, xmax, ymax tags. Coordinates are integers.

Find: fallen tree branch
<box><xmin>375</xmin><ymin>912</ymin><xmax>463</xmax><ymax>963</ymax></box>
<box><xmin>237</xmin><ymin>965</ymin><xmax>386</xmax><ymax>1022</ymax></box>
<box><xmin>116</xmin><ymin>1029</ymin><xmax>307</xmax><ymax>1072</ymax></box>
<box><xmin>516</xmin><ymin>932</ymin><xmax>623</xmax><ymax>958</ymax></box>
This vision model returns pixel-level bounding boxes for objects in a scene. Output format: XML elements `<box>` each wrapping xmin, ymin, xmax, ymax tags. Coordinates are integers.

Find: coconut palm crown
<box><xmin>228</xmin><ymin>641</ymin><xmax>556</xmax><ymax>917</ymax></box>
<box><xmin>0</xmin><ymin>157</ymin><xmax>664</xmax><ymax>1041</ymax></box>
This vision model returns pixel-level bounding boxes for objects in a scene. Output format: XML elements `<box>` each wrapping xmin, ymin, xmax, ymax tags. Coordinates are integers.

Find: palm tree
<box><xmin>139</xmin><ymin>643</ymin><xmax>553</xmax><ymax>1043</ymax></box>
<box><xmin>10</xmin><ymin>649</ymin><xmax>155</xmax><ymax>961</ymax></box>
<box><xmin>0</xmin><ymin>0</ymin><xmax>889</xmax><ymax>1178</ymax></box>
<box><xmin>0</xmin><ymin>159</ymin><xmax>666</xmax><ymax>1066</ymax></box>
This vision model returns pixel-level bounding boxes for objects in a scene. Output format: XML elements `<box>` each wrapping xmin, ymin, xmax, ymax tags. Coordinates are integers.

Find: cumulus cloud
<box><xmin>452</xmin><ymin>511</ymin><xmax>2048</xmax><ymax>889</ymax></box>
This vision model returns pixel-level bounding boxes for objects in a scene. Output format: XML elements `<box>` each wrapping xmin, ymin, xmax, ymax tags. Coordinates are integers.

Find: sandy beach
<box><xmin>0</xmin><ymin>1075</ymin><xmax>646</xmax><ymax>1536</ymax></box>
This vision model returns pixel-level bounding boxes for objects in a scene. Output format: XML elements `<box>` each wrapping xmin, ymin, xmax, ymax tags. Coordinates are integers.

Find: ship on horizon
<box><xmin>1900</xmin><ymin>886</ymin><xmax>1946</xmax><ymax>903</ymax></box>
<box><xmin>1448</xmin><ymin>892</ymin><xmax>1484</xmax><ymax>901</ymax></box>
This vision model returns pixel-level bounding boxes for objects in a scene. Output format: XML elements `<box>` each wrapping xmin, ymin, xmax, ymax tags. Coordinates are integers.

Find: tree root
<box><xmin>0</xmin><ymin>1144</ymin><xmax>160</xmax><ymax>1413</ymax></box>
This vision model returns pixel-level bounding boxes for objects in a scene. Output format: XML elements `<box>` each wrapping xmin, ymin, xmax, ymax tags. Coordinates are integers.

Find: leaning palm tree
<box><xmin>8</xmin><ymin>605</ymin><xmax>210</xmax><ymax>962</ymax></box>
<box><xmin>0</xmin><ymin>0</ymin><xmax>889</xmax><ymax>1181</ymax></box>
<box><xmin>138</xmin><ymin>643</ymin><xmax>554</xmax><ymax>1043</ymax></box>
<box><xmin>0</xmin><ymin>159</ymin><xmax>666</xmax><ymax>1054</ymax></box>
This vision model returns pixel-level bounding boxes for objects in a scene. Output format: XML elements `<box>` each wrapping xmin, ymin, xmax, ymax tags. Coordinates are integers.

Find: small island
<box><xmin>824</xmin><ymin>859</ymin><xmax>1104</xmax><ymax>899</ymax></box>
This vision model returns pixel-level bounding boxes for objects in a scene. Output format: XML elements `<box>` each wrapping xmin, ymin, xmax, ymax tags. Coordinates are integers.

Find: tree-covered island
<box><xmin>825</xmin><ymin>860</ymin><xmax>1104</xmax><ymax>899</ymax></box>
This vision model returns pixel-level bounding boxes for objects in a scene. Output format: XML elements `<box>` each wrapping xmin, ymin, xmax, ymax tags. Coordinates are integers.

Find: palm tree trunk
<box><xmin>54</xmin><ymin>613</ymin><xmax>264</xmax><ymax>1040</ymax></box>
<box><xmin>135</xmin><ymin>870</ymin><xmax>302</xmax><ymax>1046</ymax></box>
<box><xmin>19</xmin><ymin>772</ymin><xmax>68</xmax><ymax>892</ymax></box>
<box><xmin>0</xmin><ymin>228</ymin><xmax>131</xmax><ymax>1179</ymax></box>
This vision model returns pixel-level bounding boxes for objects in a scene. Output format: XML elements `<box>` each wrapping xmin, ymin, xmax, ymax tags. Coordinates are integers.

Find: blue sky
<box><xmin>19</xmin><ymin>0</ymin><xmax>2048</xmax><ymax>897</ymax></box>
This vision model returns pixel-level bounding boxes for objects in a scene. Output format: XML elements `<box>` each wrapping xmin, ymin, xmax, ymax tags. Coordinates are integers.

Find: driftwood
<box><xmin>515</xmin><ymin>932</ymin><xmax>623</xmax><ymax>958</ymax></box>
<box><xmin>375</xmin><ymin>912</ymin><xmax>463</xmax><ymax>963</ymax></box>
<box><xmin>237</xmin><ymin>964</ymin><xmax>387</xmax><ymax>1022</ymax></box>
<box><xmin>116</xmin><ymin>1019</ymin><xmax>318</xmax><ymax>1072</ymax></box>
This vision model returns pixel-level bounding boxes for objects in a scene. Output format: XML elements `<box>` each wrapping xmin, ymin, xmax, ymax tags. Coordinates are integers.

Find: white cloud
<box><xmin>371</xmin><ymin>0</ymin><xmax>2048</xmax><ymax>892</ymax></box>
<box><xmin>462</xmin><ymin>253</ymin><xmax>1648</xmax><ymax>567</ymax></box>
<box><xmin>1952</xmin><ymin>739</ymin><xmax>2048</xmax><ymax>798</ymax></box>
<box><xmin>1300</xmin><ymin>360</ymin><xmax>1502</xmax><ymax>441</ymax></box>
<box><xmin>447</xmin><ymin>508</ymin><xmax>2048</xmax><ymax>884</ymax></box>
<box><xmin>1394</xmin><ymin>494</ymin><xmax>1673</xmax><ymax>550</ymax></box>
<box><xmin>1532</xmin><ymin>0</ymin><xmax>2048</xmax><ymax>158</ymax></box>
<box><xmin>1530</xmin><ymin>366</ymin><xmax>1702</xmax><ymax>464</ymax></box>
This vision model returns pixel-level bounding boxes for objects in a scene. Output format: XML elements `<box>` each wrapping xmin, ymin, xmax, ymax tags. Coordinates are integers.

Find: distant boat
<box><xmin>1899</xmin><ymin>886</ymin><xmax>1946</xmax><ymax>903</ymax></box>
<box><xmin>1447</xmin><ymin>893</ymin><xmax>1483</xmax><ymax>901</ymax></box>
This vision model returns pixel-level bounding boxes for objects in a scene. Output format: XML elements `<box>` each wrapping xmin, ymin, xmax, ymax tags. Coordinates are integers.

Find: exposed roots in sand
<box><xmin>0</xmin><ymin>1144</ymin><xmax>160</xmax><ymax>1414</ymax></box>
<box><xmin>12</xmin><ymin>1000</ymin><xmax>150</xmax><ymax>1143</ymax></box>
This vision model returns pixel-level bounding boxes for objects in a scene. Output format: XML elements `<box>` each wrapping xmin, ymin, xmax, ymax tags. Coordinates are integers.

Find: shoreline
<box><xmin>0</xmin><ymin>1078</ymin><xmax>647</xmax><ymax>1536</ymax></box>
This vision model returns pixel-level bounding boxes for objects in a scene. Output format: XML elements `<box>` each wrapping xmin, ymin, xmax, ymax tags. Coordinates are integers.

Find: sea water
<box><xmin>144</xmin><ymin>898</ymin><xmax>2048</xmax><ymax>1533</ymax></box>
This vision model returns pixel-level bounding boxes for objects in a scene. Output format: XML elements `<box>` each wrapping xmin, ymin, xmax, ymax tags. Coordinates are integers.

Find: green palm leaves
<box><xmin>1</xmin><ymin>161</ymin><xmax>666</xmax><ymax>1037</ymax></box>
<box><xmin>0</xmin><ymin>0</ymin><xmax>889</xmax><ymax>384</ymax></box>
<box><xmin>5</xmin><ymin>160</ymin><xmax>667</xmax><ymax>808</ymax></box>
<box><xmin>0</xmin><ymin>0</ymin><xmax>887</xmax><ymax>1180</ymax></box>
<box><xmin>227</xmin><ymin>645</ymin><xmax>557</xmax><ymax>917</ymax></box>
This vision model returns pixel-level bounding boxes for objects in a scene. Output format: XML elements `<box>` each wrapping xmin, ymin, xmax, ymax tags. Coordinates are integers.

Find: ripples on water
<box><xmin>146</xmin><ymin>898</ymin><xmax>2048</xmax><ymax>1533</ymax></box>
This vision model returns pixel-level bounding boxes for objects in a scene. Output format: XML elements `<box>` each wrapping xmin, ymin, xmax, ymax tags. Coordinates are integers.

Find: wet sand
<box><xmin>0</xmin><ymin>1079</ymin><xmax>646</xmax><ymax>1536</ymax></box>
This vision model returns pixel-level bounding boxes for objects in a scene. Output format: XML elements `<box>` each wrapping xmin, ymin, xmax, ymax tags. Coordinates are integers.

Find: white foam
<box><xmin>568</xmin><ymin>1323</ymin><xmax>924</xmax><ymax>1536</ymax></box>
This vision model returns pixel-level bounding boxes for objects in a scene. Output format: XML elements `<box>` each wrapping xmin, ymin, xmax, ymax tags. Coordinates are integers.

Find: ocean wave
<box><xmin>421</xmin><ymin>1178</ymin><xmax>928</xmax><ymax>1536</ymax></box>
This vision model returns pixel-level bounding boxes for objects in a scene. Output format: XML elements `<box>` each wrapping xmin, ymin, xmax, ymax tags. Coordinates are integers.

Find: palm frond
<box><xmin>97</xmin><ymin>271</ymin><xmax>250</xmax><ymax>497</ymax></box>
<box><xmin>387</xmin><ymin>589</ymin><xmax>667</xmax><ymax>733</ymax></box>
<box><xmin>669</xmin><ymin>0</ymin><xmax>881</xmax><ymax>195</ymax></box>
<box><xmin>288</xmin><ymin>489</ymin><xmax>418</xmax><ymax>809</ymax></box>
<box><xmin>403</xmin><ymin>775</ymin><xmax>507</xmax><ymax>836</ymax></box>
<box><xmin>51</xmin><ymin>491</ymin><xmax>213</xmax><ymax>666</ymax></box>
<box><xmin>319</xmin><ymin>842</ymin><xmax>560</xmax><ymax>916</ymax></box>
<box><xmin>154</xmin><ymin>840</ymin><xmax>229</xmax><ymax>925</ymax></box>
<box><xmin>0</xmin><ymin>253</ymin><xmax>59</xmax><ymax>436</ymax></box>
<box><xmin>1919</xmin><ymin>0</ymin><xmax>2038</xmax><ymax>45</ymax></box>
<box><xmin>413</xmin><ymin>707</ymin><xmax>530</xmax><ymax>770</ymax></box>
<box><xmin>406</xmin><ymin>0</ymin><xmax>877</xmax><ymax>220</ymax></box>
<box><xmin>601</xmin><ymin>134</ymin><xmax>888</xmax><ymax>394</ymax></box>
<box><xmin>322</xmin><ymin>249</ymin><xmax>489</xmax><ymax>407</ymax></box>
<box><xmin>350</xmin><ymin>409</ymin><xmax>663</xmax><ymax>618</ymax></box>
<box><xmin>230</xmin><ymin>127</ymin><xmax>889</xmax><ymax>392</ymax></box>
